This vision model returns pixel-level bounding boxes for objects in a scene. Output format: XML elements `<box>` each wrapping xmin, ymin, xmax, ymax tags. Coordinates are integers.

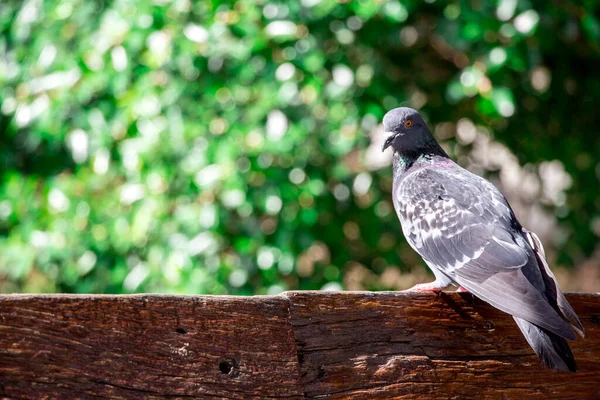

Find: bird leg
<box><xmin>456</xmin><ymin>286</ymin><xmax>469</xmax><ymax>293</ymax></box>
<box><xmin>402</xmin><ymin>280</ymin><xmax>451</xmax><ymax>292</ymax></box>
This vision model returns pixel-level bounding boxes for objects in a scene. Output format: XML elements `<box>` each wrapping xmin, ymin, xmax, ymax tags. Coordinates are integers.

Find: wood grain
<box><xmin>0</xmin><ymin>292</ymin><xmax>599</xmax><ymax>399</ymax></box>
<box><xmin>0</xmin><ymin>295</ymin><xmax>303</xmax><ymax>399</ymax></box>
<box><xmin>287</xmin><ymin>291</ymin><xmax>600</xmax><ymax>400</ymax></box>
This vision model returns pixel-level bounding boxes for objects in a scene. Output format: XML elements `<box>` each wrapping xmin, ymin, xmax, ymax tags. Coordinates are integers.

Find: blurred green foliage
<box><xmin>1</xmin><ymin>0</ymin><xmax>599</xmax><ymax>294</ymax></box>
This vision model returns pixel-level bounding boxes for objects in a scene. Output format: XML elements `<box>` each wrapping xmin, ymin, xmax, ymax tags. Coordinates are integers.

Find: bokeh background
<box><xmin>1</xmin><ymin>0</ymin><xmax>599</xmax><ymax>295</ymax></box>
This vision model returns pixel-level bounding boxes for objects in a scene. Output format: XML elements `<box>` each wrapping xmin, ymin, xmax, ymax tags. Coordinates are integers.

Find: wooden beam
<box><xmin>288</xmin><ymin>292</ymin><xmax>600</xmax><ymax>399</ymax></box>
<box><xmin>0</xmin><ymin>295</ymin><xmax>303</xmax><ymax>399</ymax></box>
<box><xmin>0</xmin><ymin>292</ymin><xmax>599</xmax><ymax>399</ymax></box>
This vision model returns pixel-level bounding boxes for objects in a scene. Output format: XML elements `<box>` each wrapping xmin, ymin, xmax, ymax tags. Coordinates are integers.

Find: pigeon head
<box><xmin>381</xmin><ymin>107</ymin><xmax>446</xmax><ymax>158</ymax></box>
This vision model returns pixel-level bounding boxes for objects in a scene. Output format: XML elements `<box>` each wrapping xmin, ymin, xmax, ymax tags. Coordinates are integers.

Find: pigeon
<box><xmin>382</xmin><ymin>107</ymin><xmax>584</xmax><ymax>372</ymax></box>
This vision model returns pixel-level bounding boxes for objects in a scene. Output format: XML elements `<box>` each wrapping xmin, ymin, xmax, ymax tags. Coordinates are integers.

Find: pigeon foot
<box><xmin>456</xmin><ymin>286</ymin><xmax>469</xmax><ymax>293</ymax></box>
<box><xmin>402</xmin><ymin>282</ymin><xmax>446</xmax><ymax>292</ymax></box>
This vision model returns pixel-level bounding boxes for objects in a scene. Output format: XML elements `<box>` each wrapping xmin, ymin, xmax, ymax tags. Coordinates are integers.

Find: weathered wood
<box><xmin>287</xmin><ymin>292</ymin><xmax>600</xmax><ymax>399</ymax></box>
<box><xmin>0</xmin><ymin>295</ymin><xmax>303</xmax><ymax>399</ymax></box>
<box><xmin>0</xmin><ymin>292</ymin><xmax>599</xmax><ymax>399</ymax></box>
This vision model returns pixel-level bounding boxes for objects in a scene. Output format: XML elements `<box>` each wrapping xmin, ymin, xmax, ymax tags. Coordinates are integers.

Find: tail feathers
<box><xmin>513</xmin><ymin>316</ymin><xmax>577</xmax><ymax>372</ymax></box>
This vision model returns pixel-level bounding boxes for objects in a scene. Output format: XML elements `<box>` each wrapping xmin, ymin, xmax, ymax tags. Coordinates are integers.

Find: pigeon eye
<box><xmin>404</xmin><ymin>120</ymin><xmax>413</xmax><ymax>128</ymax></box>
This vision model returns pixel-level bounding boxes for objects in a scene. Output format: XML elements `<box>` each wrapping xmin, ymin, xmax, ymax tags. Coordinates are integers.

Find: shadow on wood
<box><xmin>0</xmin><ymin>292</ymin><xmax>599</xmax><ymax>399</ymax></box>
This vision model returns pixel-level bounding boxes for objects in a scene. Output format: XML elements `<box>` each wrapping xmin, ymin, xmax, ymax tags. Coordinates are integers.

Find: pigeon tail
<box><xmin>513</xmin><ymin>316</ymin><xmax>577</xmax><ymax>372</ymax></box>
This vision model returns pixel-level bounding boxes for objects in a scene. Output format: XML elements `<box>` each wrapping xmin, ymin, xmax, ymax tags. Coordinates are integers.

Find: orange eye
<box><xmin>404</xmin><ymin>119</ymin><xmax>413</xmax><ymax>128</ymax></box>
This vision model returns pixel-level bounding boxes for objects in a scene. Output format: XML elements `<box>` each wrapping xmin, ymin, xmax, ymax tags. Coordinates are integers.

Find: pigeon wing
<box><xmin>524</xmin><ymin>229</ymin><xmax>584</xmax><ymax>337</ymax></box>
<box><xmin>395</xmin><ymin>167</ymin><xmax>575</xmax><ymax>340</ymax></box>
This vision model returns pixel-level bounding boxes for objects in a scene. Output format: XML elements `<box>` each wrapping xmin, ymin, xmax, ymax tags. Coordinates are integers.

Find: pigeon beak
<box><xmin>382</xmin><ymin>132</ymin><xmax>396</xmax><ymax>152</ymax></box>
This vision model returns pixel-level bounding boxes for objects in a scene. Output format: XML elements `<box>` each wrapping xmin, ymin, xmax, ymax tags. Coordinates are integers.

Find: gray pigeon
<box><xmin>382</xmin><ymin>107</ymin><xmax>584</xmax><ymax>372</ymax></box>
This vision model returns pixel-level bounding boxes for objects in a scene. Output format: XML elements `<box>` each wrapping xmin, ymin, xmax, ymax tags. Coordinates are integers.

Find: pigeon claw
<box><xmin>402</xmin><ymin>282</ymin><xmax>445</xmax><ymax>292</ymax></box>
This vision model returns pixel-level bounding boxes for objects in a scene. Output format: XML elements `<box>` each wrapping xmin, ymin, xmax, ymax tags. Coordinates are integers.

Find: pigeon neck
<box><xmin>393</xmin><ymin>141</ymin><xmax>449</xmax><ymax>173</ymax></box>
